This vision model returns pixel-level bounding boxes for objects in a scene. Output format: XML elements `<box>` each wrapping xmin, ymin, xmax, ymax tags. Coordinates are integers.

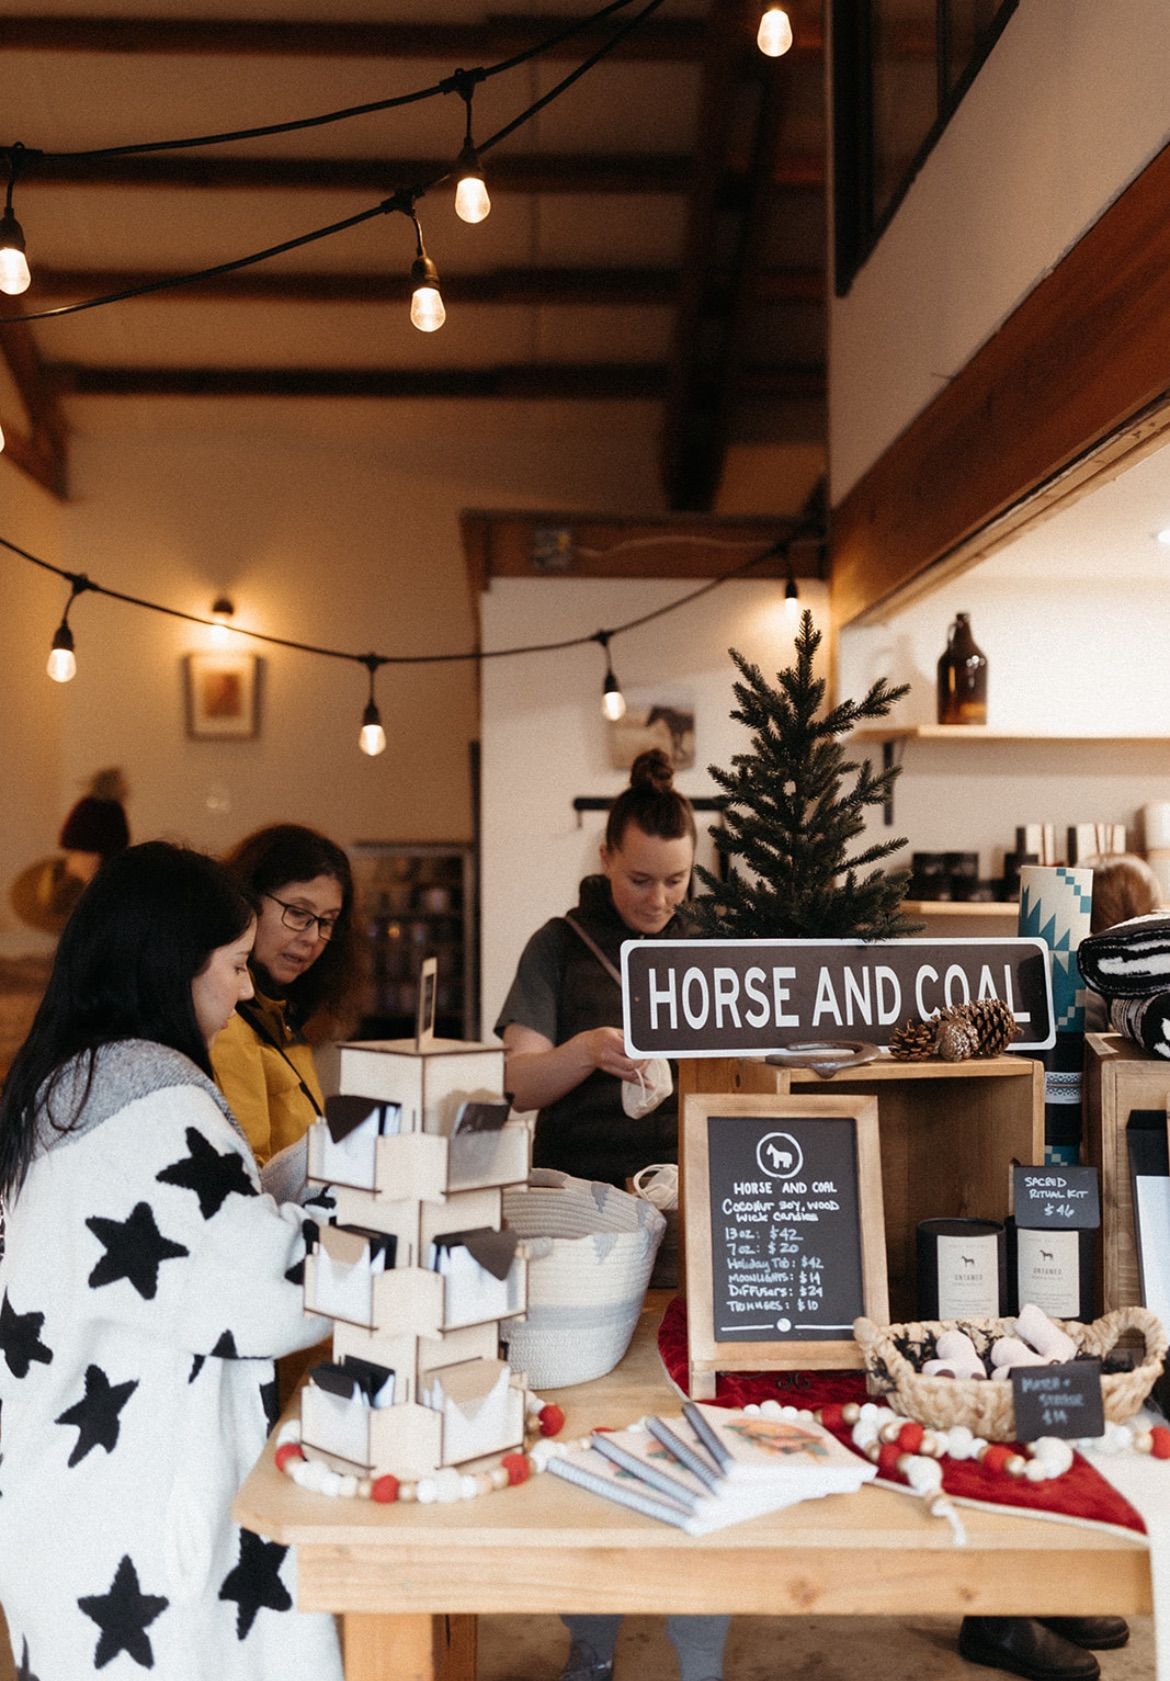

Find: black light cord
<box><xmin>0</xmin><ymin>0</ymin><xmax>666</xmax><ymax>327</ymax></box>
<box><xmin>11</xmin><ymin>0</ymin><xmax>649</xmax><ymax>164</ymax></box>
<box><xmin>6</xmin><ymin>525</ymin><xmax>812</xmax><ymax>676</ymax></box>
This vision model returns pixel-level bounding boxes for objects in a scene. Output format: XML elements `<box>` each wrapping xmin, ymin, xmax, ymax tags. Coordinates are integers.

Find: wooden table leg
<box><xmin>441</xmin><ymin>1615</ymin><xmax>478</xmax><ymax>1681</ymax></box>
<box><xmin>342</xmin><ymin>1612</ymin><xmax>433</xmax><ymax>1681</ymax></box>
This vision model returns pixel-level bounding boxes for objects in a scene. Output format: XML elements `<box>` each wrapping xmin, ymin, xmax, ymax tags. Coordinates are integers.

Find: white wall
<box><xmin>480</xmin><ymin>576</ymin><xmax>831</xmax><ymax>1038</ymax></box>
<box><xmin>0</xmin><ymin>466</ymin><xmax>66</xmax><ymax>948</ymax></box>
<box><xmin>0</xmin><ymin>399</ymin><xmax>665</xmax><ymax>914</ymax></box>
<box><xmin>830</xmin><ymin>0</ymin><xmax>1170</xmax><ymax>499</ymax></box>
<box><xmin>836</xmin><ymin>440</ymin><xmax>1170</xmax><ymax>881</ymax></box>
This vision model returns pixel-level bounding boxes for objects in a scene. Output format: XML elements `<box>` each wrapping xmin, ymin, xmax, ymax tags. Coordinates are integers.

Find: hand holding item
<box><xmin>622</xmin><ymin>1056</ymin><xmax>673</xmax><ymax>1119</ymax></box>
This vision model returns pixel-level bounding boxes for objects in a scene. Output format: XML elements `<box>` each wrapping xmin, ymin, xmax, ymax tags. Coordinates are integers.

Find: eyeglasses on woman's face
<box><xmin>264</xmin><ymin>892</ymin><xmax>341</xmax><ymax>941</ymax></box>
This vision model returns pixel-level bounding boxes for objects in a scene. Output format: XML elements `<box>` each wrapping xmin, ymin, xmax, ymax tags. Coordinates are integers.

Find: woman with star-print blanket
<box><xmin>0</xmin><ymin>841</ymin><xmax>342</xmax><ymax>1680</ymax></box>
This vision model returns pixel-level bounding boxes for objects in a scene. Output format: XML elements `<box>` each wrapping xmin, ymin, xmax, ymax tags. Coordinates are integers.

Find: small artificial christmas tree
<box><xmin>691</xmin><ymin>612</ymin><xmax>923</xmax><ymax>939</ymax></box>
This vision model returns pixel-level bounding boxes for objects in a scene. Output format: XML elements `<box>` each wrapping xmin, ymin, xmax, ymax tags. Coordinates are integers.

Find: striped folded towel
<box><xmin>1079</xmin><ymin>913</ymin><xmax>1170</xmax><ymax>997</ymax></box>
<box><xmin>1108</xmin><ymin>993</ymin><xmax>1170</xmax><ymax>1060</ymax></box>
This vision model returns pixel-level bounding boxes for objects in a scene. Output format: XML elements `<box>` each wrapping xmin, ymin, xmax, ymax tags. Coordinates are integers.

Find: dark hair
<box><xmin>0</xmin><ymin>841</ymin><xmax>254</xmax><ymax>1198</ymax></box>
<box><xmin>605</xmin><ymin>749</ymin><xmax>697</xmax><ymax>852</ymax></box>
<box><xmin>222</xmin><ymin>823</ymin><xmax>358</xmax><ymax>1031</ymax></box>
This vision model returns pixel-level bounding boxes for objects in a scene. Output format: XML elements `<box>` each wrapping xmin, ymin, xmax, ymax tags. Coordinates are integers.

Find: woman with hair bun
<box><xmin>496</xmin><ymin>747</ymin><xmax>697</xmax><ymax>1187</ymax></box>
<box><xmin>495</xmin><ymin>750</ymin><xmax>728</xmax><ymax>1681</ymax></box>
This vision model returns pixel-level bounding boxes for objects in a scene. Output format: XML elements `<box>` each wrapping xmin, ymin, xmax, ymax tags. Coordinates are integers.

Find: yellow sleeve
<box><xmin>210</xmin><ymin>1010</ymin><xmax>275</xmax><ymax>1161</ymax></box>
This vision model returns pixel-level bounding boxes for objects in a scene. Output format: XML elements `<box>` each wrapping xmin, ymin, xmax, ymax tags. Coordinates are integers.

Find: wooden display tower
<box><xmin>298</xmin><ymin>1036</ymin><xmax>533</xmax><ymax>1481</ymax></box>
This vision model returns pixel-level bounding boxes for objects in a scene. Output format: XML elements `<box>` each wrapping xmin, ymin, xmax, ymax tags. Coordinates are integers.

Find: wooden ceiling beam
<box><xmin>0</xmin><ymin>13</ymin><xmax>714</xmax><ymax>62</ymax></box>
<box><xmin>0</xmin><ymin>14</ymin><xmax>828</xmax><ymax>62</ymax></box>
<box><xmin>31</xmin><ymin>262</ymin><xmax>824</xmax><ymax>307</ymax></box>
<box><xmin>24</xmin><ymin>151</ymin><xmax>825</xmax><ymax>196</ymax></box>
<box><xmin>44</xmin><ymin>361</ymin><xmax>820</xmax><ymax>401</ymax></box>
<box><xmin>0</xmin><ymin>299</ymin><xmax>69</xmax><ymax>496</ymax></box>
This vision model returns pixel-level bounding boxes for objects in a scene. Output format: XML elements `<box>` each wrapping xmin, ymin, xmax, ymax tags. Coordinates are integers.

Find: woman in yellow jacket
<box><xmin>212</xmin><ymin>823</ymin><xmax>358</xmax><ymax>1161</ymax></box>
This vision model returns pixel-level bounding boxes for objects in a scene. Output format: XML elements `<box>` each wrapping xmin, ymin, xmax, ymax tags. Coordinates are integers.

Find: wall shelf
<box><xmin>855</xmin><ymin>726</ymin><xmax>1170</xmax><ymax>744</ymax></box>
<box><xmin>855</xmin><ymin>727</ymin><xmax>1170</xmax><ymax>822</ymax></box>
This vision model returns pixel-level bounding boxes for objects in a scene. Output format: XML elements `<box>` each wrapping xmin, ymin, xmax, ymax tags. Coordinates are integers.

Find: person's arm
<box><xmin>503</xmin><ymin>1021</ymin><xmax>645</xmax><ymax>1112</ymax></box>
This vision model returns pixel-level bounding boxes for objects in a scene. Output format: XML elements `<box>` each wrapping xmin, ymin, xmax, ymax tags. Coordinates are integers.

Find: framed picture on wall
<box><xmin>184</xmin><ymin>651</ymin><xmax>261</xmax><ymax>739</ymax></box>
<box><xmin>608</xmin><ymin>685</ymin><xmax>696</xmax><ymax>771</ymax></box>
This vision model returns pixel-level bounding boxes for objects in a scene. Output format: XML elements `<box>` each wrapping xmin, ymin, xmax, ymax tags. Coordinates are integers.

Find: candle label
<box><xmin>1016</xmin><ymin>1227</ymin><xmax>1080</xmax><ymax>1317</ymax></box>
<box><xmin>936</xmin><ymin>1232</ymin><xmax>1000</xmax><ymax>1318</ymax></box>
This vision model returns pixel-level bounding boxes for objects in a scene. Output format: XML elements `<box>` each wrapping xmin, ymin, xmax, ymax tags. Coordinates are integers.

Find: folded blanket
<box><xmin>1079</xmin><ymin>913</ymin><xmax>1170</xmax><ymax>997</ymax></box>
<box><xmin>1108</xmin><ymin>992</ymin><xmax>1170</xmax><ymax>1060</ymax></box>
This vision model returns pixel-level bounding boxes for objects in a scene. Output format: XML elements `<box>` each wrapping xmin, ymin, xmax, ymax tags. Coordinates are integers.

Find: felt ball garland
<box><xmin>274</xmin><ymin>1393</ymin><xmax>571</xmax><ymax>1504</ymax></box>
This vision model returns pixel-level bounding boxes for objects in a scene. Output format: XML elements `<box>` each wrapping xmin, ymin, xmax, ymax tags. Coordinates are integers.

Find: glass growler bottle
<box><xmin>936</xmin><ymin>612</ymin><xmax>988</xmax><ymax>725</ymax></box>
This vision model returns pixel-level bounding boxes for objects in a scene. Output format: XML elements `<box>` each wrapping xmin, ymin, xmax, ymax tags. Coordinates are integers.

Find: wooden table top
<box><xmin>234</xmin><ymin>1295</ymin><xmax>1152</xmax><ymax>1619</ymax></box>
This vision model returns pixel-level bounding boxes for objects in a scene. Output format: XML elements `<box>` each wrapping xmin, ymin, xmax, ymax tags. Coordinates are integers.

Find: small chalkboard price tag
<box><xmin>1012</xmin><ymin>1165</ymin><xmax>1100</xmax><ymax>1229</ymax></box>
<box><xmin>1012</xmin><ymin>1359</ymin><xmax>1105</xmax><ymax>1441</ymax></box>
<box><xmin>682</xmin><ymin>1092</ymin><xmax>888</xmax><ymax>1397</ymax></box>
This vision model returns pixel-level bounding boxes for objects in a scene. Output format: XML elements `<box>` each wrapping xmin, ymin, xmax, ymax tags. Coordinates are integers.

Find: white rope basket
<box><xmin>502</xmin><ymin>1168</ymin><xmax>666</xmax><ymax>1388</ymax></box>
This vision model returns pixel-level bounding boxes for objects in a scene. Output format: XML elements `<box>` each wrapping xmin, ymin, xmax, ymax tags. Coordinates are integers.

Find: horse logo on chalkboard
<box><xmin>756</xmin><ymin>1131</ymin><xmax>803</xmax><ymax>1181</ymax></box>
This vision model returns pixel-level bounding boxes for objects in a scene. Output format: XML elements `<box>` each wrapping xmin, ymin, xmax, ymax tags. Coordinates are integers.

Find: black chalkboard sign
<box><xmin>1012</xmin><ymin>1164</ymin><xmax>1100</xmax><ymax>1229</ymax></box>
<box><xmin>683</xmin><ymin>1093</ymin><xmax>888</xmax><ymax>1395</ymax></box>
<box><xmin>1012</xmin><ymin>1359</ymin><xmax>1105</xmax><ymax>1441</ymax></box>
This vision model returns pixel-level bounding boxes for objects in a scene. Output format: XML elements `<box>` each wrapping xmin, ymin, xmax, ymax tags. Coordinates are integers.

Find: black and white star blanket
<box><xmin>0</xmin><ymin>1040</ymin><xmax>340</xmax><ymax>1679</ymax></box>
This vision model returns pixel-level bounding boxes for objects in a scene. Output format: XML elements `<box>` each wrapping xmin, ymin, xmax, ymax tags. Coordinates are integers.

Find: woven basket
<box><xmin>502</xmin><ymin>1169</ymin><xmax>666</xmax><ymax>1389</ymax></box>
<box><xmin>853</xmin><ymin>1305</ymin><xmax>1168</xmax><ymax>1442</ymax></box>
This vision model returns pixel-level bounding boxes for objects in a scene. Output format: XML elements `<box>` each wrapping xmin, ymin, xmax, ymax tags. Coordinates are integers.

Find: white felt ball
<box><xmin>434</xmin><ymin>1468</ymin><xmax>463</xmax><ymax>1504</ymax></box>
<box><xmin>416</xmin><ymin>1478</ymin><xmax>438</xmax><ymax>1504</ymax></box>
<box><xmin>275</xmin><ymin>1419</ymin><xmax>302</xmax><ymax>1447</ymax></box>
<box><xmin>906</xmin><ymin>1458</ymin><xmax>943</xmax><ymax>1494</ymax></box>
<box><xmin>946</xmin><ymin>1426</ymin><xmax>976</xmax><ymax>1459</ymax></box>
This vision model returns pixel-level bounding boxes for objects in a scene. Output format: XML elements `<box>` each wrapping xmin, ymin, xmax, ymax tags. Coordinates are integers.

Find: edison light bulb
<box><xmin>784</xmin><ymin>580</ymin><xmax>800</xmax><ymax>622</ymax></box>
<box><xmin>0</xmin><ymin>213</ymin><xmax>30</xmax><ymax>295</ymax></box>
<box><xmin>359</xmin><ymin>701</ymin><xmax>387</xmax><ymax>756</ymax></box>
<box><xmin>455</xmin><ymin>172</ymin><xmax>491</xmax><ymax>225</ymax></box>
<box><xmin>602</xmin><ymin>675</ymin><xmax>626</xmax><ymax>722</ymax></box>
<box><xmin>47</xmin><ymin>635</ymin><xmax>76</xmax><ymax>682</ymax></box>
<box><xmin>758</xmin><ymin>4</ymin><xmax>794</xmax><ymax>56</ymax></box>
<box><xmin>410</xmin><ymin>283</ymin><xmax>446</xmax><ymax>333</ymax></box>
<box><xmin>359</xmin><ymin>719</ymin><xmax>387</xmax><ymax>756</ymax></box>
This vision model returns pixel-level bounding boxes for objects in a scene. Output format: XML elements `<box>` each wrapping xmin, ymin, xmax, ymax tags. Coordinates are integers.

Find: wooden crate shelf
<box><xmin>1083</xmin><ymin>1032</ymin><xmax>1170</xmax><ymax>1313</ymax></box>
<box><xmin>679</xmin><ymin>1054</ymin><xmax>1043</xmax><ymax>1322</ymax></box>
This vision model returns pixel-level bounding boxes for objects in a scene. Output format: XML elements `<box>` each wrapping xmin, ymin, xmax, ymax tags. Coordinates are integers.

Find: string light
<box><xmin>45</xmin><ymin>573</ymin><xmax>96</xmax><ymax>683</ymax></box>
<box><xmin>0</xmin><ymin>0</ymin><xmax>671</xmax><ymax>331</ymax></box>
<box><xmin>757</xmin><ymin>4</ymin><xmax>794</xmax><ymax>57</ymax></box>
<box><xmin>358</xmin><ymin>656</ymin><xmax>387</xmax><ymax>756</ymax></box>
<box><xmin>408</xmin><ymin>213</ymin><xmax>446</xmax><ymax>333</ymax></box>
<box><xmin>0</xmin><ymin>146</ymin><xmax>31</xmax><ymax>297</ymax></box>
<box><xmin>3</xmin><ymin>526</ymin><xmax>816</xmax><ymax>753</ymax></box>
<box><xmin>209</xmin><ymin>594</ymin><xmax>235</xmax><ymax>648</ymax></box>
<box><xmin>453</xmin><ymin>71</ymin><xmax>491</xmax><ymax>225</ymax></box>
<box><xmin>596</xmin><ymin>631</ymin><xmax>627</xmax><ymax>722</ymax></box>
<box><xmin>784</xmin><ymin>567</ymin><xmax>800</xmax><ymax>622</ymax></box>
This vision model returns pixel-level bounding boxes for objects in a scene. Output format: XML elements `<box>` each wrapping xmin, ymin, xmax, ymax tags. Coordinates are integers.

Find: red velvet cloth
<box><xmin>656</xmin><ymin>1295</ymin><xmax>1146</xmax><ymax>1535</ymax></box>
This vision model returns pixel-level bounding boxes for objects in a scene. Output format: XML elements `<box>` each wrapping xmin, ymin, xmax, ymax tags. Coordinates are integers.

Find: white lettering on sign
<box><xmin>713</xmin><ymin>967</ymin><xmax>743</xmax><ymax>1028</ymax></box>
<box><xmin>648</xmin><ymin>967</ymin><xmax>677</xmax><ymax>1032</ymax></box>
<box><xmin>744</xmin><ymin>966</ymin><xmax>770</xmax><ymax>1028</ymax></box>
<box><xmin>682</xmin><ymin>968</ymin><xmax>709</xmax><ymax>1029</ymax></box>
<box><xmin>773</xmin><ymin>966</ymin><xmax>799</xmax><ymax>1026</ymax></box>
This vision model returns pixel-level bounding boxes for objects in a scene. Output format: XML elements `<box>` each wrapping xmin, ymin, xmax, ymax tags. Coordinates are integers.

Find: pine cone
<box><xmin>888</xmin><ymin>1017</ymin><xmax>939</xmax><ymax>1061</ymax></box>
<box><xmin>938</xmin><ymin>998</ymin><xmax>1022</xmax><ymax>1057</ymax></box>
<box><xmin>963</xmin><ymin>997</ymin><xmax>1022</xmax><ymax>1055</ymax></box>
<box><xmin>936</xmin><ymin>1018</ymin><xmax>977</xmax><ymax>1061</ymax></box>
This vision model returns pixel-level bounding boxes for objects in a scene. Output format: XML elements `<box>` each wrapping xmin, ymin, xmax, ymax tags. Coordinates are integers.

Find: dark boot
<box><xmin>1037</xmin><ymin>1619</ymin><xmax>1129</xmax><ymax>1651</ymax></box>
<box><xmin>959</xmin><ymin>1617</ymin><xmax>1100</xmax><ymax>1681</ymax></box>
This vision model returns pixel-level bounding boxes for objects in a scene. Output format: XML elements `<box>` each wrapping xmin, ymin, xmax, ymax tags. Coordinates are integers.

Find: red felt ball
<box><xmin>501</xmin><ymin>1452</ymin><xmax>531</xmax><ymax>1485</ymax></box>
<box><xmin>876</xmin><ymin>1442</ymin><xmax>903</xmax><ymax>1478</ymax></box>
<box><xmin>1151</xmin><ymin>1426</ymin><xmax>1170</xmax><ymax>1460</ymax></box>
<box><xmin>981</xmin><ymin>1445</ymin><xmax>1013</xmax><ymax>1475</ymax></box>
<box><xmin>818</xmin><ymin>1403</ymin><xmax>845</xmax><ymax>1430</ymax></box>
<box><xmin>371</xmin><ymin>1474</ymin><xmax>400</xmax><ymax>1503</ymax></box>
<box><xmin>897</xmin><ymin>1421</ymin><xmax>925</xmax><ymax>1454</ymax></box>
<box><xmin>538</xmin><ymin>1404</ymin><xmax>565</xmax><ymax>1438</ymax></box>
<box><xmin>274</xmin><ymin>1443</ymin><xmax>305</xmax><ymax>1472</ymax></box>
